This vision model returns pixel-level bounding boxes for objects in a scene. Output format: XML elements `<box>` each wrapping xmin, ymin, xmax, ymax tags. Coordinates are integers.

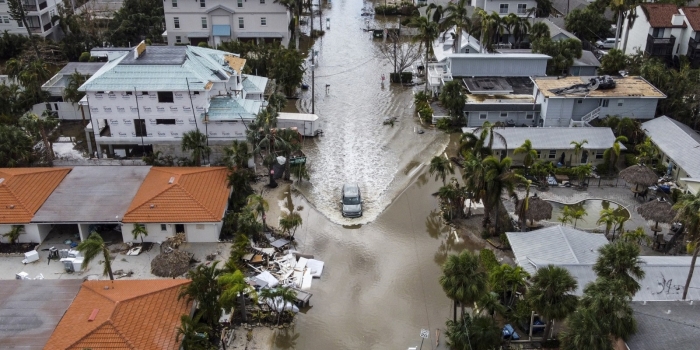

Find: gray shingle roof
<box><xmin>573</xmin><ymin>50</ymin><xmax>601</xmax><ymax>67</ymax></box>
<box><xmin>56</xmin><ymin>62</ymin><xmax>106</xmax><ymax>76</ymax></box>
<box><xmin>506</xmin><ymin>226</ymin><xmax>609</xmax><ymax>274</ymax></box>
<box><xmin>626</xmin><ymin>301</ymin><xmax>700</xmax><ymax>350</ymax></box>
<box><xmin>532</xmin><ymin>18</ymin><xmax>578</xmax><ymax>41</ymax></box>
<box><xmin>560</xmin><ymin>256</ymin><xmax>700</xmax><ymax>301</ymax></box>
<box><xmin>478</xmin><ymin>127</ymin><xmax>623</xmax><ymax>151</ymax></box>
<box><xmin>643</xmin><ymin>116</ymin><xmax>700</xmax><ymax>178</ymax></box>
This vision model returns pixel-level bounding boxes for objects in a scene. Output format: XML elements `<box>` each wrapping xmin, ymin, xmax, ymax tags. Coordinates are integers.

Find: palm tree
<box><xmin>181</xmin><ymin>129</ymin><xmax>211</xmax><ymax>166</ymax></box>
<box><xmin>527</xmin><ymin>265</ymin><xmax>578</xmax><ymax>340</ymax></box>
<box><xmin>219</xmin><ymin>269</ymin><xmax>256</xmax><ymax>323</ymax></box>
<box><xmin>246</xmin><ymin>194</ymin><xmax>269</xmax><ymax>229</ymax></box>
<box><xmin>567</xmin><ymin>205</ymin><xmax>587</xmax><ymax>229</ymax></box>
<box><xmin>278</xmin><ymin>128</ymin><xmax>302</xmax><ymax>181</ymax></box>
<box><xmin>673</xmin><ymin>192</ymin><xmax>700</xmax><ymax>300</ymax></box>
<box><xmin>176</xmin><ymin>314</ymin><xmax>213</xmax><ymax>350</ymax></box>
<box><xmin>0</xmin><ymin>125</ymin><xmax>33</xmax><ymax>167</ymax></box>
<box><xmin>597</xmin><ymin>208</ymin><xmax>618</xmax><ymax>237</ymax></box>
<box><xmin>558</xmin><ymin>207</ymin><xmax>573</xmax><ymax>226</ymax></box>
<box><xmin>475</xmin><ymin>291</ymin><xmax>507</xmax><ymax>318</ymax></box>
<box><xmin>438</xmin><ymin>183</ymin><xmax>460</xmax><ymax>220</ymax></box>
<box><xmin>513</xmin><ymin>139</ymin><xmax>538</xmax><ymax>168</ymax></box>
<box><xmin>489</xmin><ymin>263</ymin><xmax>530</xmax><ymax>308</ymax></box>
<box><xmin>446</xmin><ymin>313</ymin><xmax>502</xmax><ymax>350</ymax></box>
<box><xmin>227</xmin><ymin>168</ymin><xmax>253</xmax><ymax>211</ymax></box>
<box><xmin>529</xmin><ymin>21</ymin><xmax>550</xmax><ymax>41</ymax></box>
<box><xmin>444</xmin><ymin>0</ymin><xmax>472</xmax><ymax>53</ymax></box>
<box><xmin>570</xmin><ymin>139</ymin><xmax>588</xmax><ymax>165</ymax></box>
<box><xmin>439</xmin><ymin>250</ymin><xmax>488</xmax><ymax>321</ymax></box>
<box><xmin>429</xmin><ymin>155</ymin><xmax>454</xmax><ymax>185</ymax></box>
<box><xmin>482</xmin><ymin>155</ymin><xmax>515</xmax><ymax>233</ymax></box>
<box><xmin>593</xmin><ymin>241</ymin><xmax>645</xmax><ymax>296</ymax></box>
<box><xmin>224</xmin><ymin>139</ymin><xmax>250</xmax><ymax>169</ymax></box>
<box><xmin>603</xmin><ymin>135</ymin><xmax>627</xmax><ymax>175</ymax></box>
<box><xmin>408</xmin><ymin>15</ymin><xmax>439</xmax><ymax>92</ymax></box>
<box><xmin>621</xmin><ymin>227</ymin><xmax>652</xmax><ymax>247</ymax></box>
<box><xmin>76</xmin><ymin>232</ymin><xmax>114</xmax><ymax>280</ymax></box>
<box><xmin>260</xmin><ymin>287</ymin><xmax>297</xmax><ymax>325</ymax></box>
<box><xmin>131</xmin><ymin>223</ymin><xmax>148</xmax><ymax>244</ymax></box>
<box><xmin>612</xmin><ymin>214</ymin><xmax>628</xmax><ymax>241</ymax></box>
<box><xmin>279</xmin><ymin>211</ymin><xmax>303</xmax><ymax>239</ymax></box>
<box><xmin>474</xmin><ymin>121</ymin><xmax>507</xmax><ymax>155</ymax></box>
<box><xmin>1</xmin><ymin>225</ymin><xmax>24</xmax><ymax>244</ymax></box>
<box><xmin>463</xmin><ymin>153</ymin><xmax>486</xmax><ymax>217</ymax></box>
<box><xmin>179</xmin><ymin>261</ymin><xmax>222</xmax><ymax>331</ymax></box>
<box><xmin>19</xmin><ymin>112</ymin><xmax>58</xmax><ymax>165</ymax></box>
<box><xmin>514</xmin><ymin>175</ymin><xmax>531</xmax><ymax>232</ymax></box>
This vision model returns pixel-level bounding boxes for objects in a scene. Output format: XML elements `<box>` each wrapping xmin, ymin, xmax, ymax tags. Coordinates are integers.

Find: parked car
<box><xmin>595</xmin><ymin>38</ymin><xmax>618</xmax><ymax>49</ymax></box>
<box><xmin>341</xmin><ymin>183</ymin><xmax>363</xmax><ymax>218</ymax></box>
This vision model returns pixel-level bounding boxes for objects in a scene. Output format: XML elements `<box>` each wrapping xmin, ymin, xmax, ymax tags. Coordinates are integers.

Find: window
<box><xmin>500</xmin><ymin>112</ymin><xmax>508</xmax><ymax>118</ymax></box>
<box><xmin>548</xmin><ymin>150</ymin><xmax>556</xmax><ymax>159</ymax></box>
<box><xmin>201</xmin><ymin>17</ymin><xmax>207</xmax><ymax>29</ymax></box>
<box><xmin>617</xmin><ymin>99</ymin><xmax>624</xmax><ymax>107</ymax></box>
<box><xmin>49</xmin><ymin>10</ymin><xmax>55</xmax><ymax>18</ymax></box>
<box><xmin>479</xmin><ymin>113</ymin><xmax>487</xmax><ymax>119</ymax></box>
<box><xmin>237</xmin><ymin>0</ymin><xmax>242</xmax><ymax>7</ymax></box>
<box><xmin>526</xmin><ymin>113</ymin><xmax>534</xmax><ymax>119</ymax></box>
<box><xmin>517</xmin><ymin>4</ymin><xmax>527</xmax><ymax>13</ymax></box>
<box><xmin>174</xmin><ymin>17</ymin><xmax>180</xmax><ymax>29</ymax></box>
<box><xmin>536</xmin><ymin>150</ymin><xmax>542</xmax><ymax>158</ymax></box>
<box><xmin>499</xmin><ymin>4</ymin><xmax>508</xmax><ymax>14</ymax></box>
<box><xmin>156</xmin><ymin>119</ymin><xmax>176</xmax><ymax>125</ymax></box>
<box><xmin>239</xmin><ymin>17</ymin><xmax>244</xmax><ymax>29</ymax></box>
<box><xmin>176</xmin><ymin>36</ymin><xmax>181</xmax><ymax>43</ymax></box>
<box><xmin>261</xmin><ymin>17</ymin><xmax>266</xmax><ymax>26</ymax></box>
<box><xmin>1</xmin><ymin>16</ymin><xmax>9</xmax><ymax>23</ymax></box>
<box><xmin>596</xmin><ymin>151</ymin><xmax>604</xmax><ymax>159</ymax></box>
<box><xmin>17</xmin><ymin>21</ymin><xmax>23</xmax><ymax>28</ymax></box>
<box><xmin>601</xmin><ymin>99</ymin><xmax>609</xmax><ymax>107</ymax></box>
<box><xmin>142</xmin><ymin>91</ymin><xmax>148</xmax><ymax>95</ymax></box>
<box><xmin>161</xmin><ymin>224</ymin><xmax>167</xmax><ymax>231</ymax></box>
<box><xmin>576</xmin><ymin>99</ymin><xmax>583</xmax><ymax>104</ymax></box>
<box><xmin>200</xmin><ymin>0</ymin><xmax>205</xmax><ymax>7</ymax></box>
<box><xmin>260</xmin><ymin>0</ymin><xmax>265</xmax><ymax>3</ymax></box>
<box><xmin>157</xmin><ymin>91</ymin><xmax>174</xmax><ymax>103</ymax></box>
<box><xmin>172</xmin><ymin>0</ymin><xmax>177</xmax><ymax>7</ymax></box>
<box><xmin>652</xmin><ymin>28</ymin><xmax>665</xmax><ymax>38</ymax></box>
<box><xmin>134</xmin><ymin>119</ymin><xmax>147</xmax><ymax>137</ymax></box>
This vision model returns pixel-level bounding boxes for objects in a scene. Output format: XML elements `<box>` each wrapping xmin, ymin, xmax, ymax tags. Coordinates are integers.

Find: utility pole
<box><xmin>310</xmin><ymin>0</ymin><xmax>315</xmax><ymax>114</ymax></box>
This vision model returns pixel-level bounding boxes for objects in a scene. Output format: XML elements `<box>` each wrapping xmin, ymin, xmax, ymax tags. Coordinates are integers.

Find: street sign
<box><xmin>420</xmin><ymin>329</ymin><xmax>429</xmax><ymax>339</ymax></box>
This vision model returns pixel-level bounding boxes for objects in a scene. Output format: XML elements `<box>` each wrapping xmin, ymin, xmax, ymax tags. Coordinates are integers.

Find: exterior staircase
<box><xmin>569</xmin><ymin>107</ymin><xmax>602</xmax><ymax>127</ymax></box>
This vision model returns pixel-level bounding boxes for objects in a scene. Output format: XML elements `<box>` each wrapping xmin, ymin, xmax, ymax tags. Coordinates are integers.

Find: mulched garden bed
<box><xmin>0</xmin><ymin>243</ymin><xmax>37</xmax><ymax>255</ymax></box>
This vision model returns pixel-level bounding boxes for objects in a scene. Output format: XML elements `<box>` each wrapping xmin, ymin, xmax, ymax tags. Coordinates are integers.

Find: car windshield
<box><xmin>343</xmin><ymin>195</ymin><xmax>360</xmax><ymax>205</ymax></box>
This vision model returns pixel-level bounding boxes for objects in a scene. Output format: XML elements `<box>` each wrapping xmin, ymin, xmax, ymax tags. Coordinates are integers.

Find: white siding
<box><xmin>120</xmin><ymin>222</ymin><xmax>222</xmax><ymax>243</ymax></box>
<box><xmin>477</xmin><ymin>0</ymin><xmax>537</xmax><ymax>17</ymax></box>
<box><xmin>0</xmin><ymin>224</ymin><xmax>49</xmax><ymax>243</ymax></box>
<box><xmin>599</xmin><ymin>98</ymin><xmax>659</xmax><ymax>119</ymax></box>
<box><xmin>622</xmin><ymin>7</ymin><xmax>651</xmax><ymax>55</ymax></box>
<box><xmin>542</xmin><ymin>99</ymin><xmax>574</xmax><ymax>126</ymax></box>
<box><xmin>449</xmin><ymin>56</ymin><xmax>548</xmax><ymax>77</ymax></box>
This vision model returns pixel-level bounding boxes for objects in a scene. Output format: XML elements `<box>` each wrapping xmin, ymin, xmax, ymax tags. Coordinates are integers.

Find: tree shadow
<box><xmin>273</xmin><ymin>326</ymin><xmax>300</xmax><ymax>349</ymax></box>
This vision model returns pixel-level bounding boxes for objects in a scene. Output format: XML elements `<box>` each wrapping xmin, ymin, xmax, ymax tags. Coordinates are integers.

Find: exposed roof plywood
<box><xmin>534</xmin><ymin>76</ymin><xmax>666</xmax><ymax>98</ymax></box>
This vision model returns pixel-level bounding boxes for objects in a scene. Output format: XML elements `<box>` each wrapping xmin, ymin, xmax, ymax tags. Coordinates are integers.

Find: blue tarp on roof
<box><xmin>213</xmin><ymin>25</ymin><xmax>231</xmax><ymax>36</ymax></box>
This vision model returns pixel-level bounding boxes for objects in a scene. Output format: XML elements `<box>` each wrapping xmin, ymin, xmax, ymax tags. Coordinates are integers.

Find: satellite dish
<box><xmin>589</xmin><ymin>77</ymin><xmax>600</xmax><ymax>91</ymax></box>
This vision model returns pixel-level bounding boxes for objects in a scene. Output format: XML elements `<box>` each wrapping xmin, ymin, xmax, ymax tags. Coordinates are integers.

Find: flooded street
<box><xmin>296</xmin><ymin>0</ymin><xmax>448</xmax><ymax>225</ymax></box>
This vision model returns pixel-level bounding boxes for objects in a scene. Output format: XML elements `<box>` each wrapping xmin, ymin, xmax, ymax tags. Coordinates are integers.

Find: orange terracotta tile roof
<box><xmin>44</xmin><ymin>279</ymin><xmax>192</xmax><ymax>350</ymax></box>
<box><xmin>122</xmin><ymin>167</ymin><xmax>229</xmax><ymax>223</ymax></box>
<box><xmin>641</xmin><ymin>4</ymin><xmax>685</xmax><ymax>28</ymax></box>
<box><xmin>0</xmin><ymin>168</ymin><xmax>71</xmax><ymax>224</ymax></box>
<box><xmin>683</xmin><ymin>7</ymin><xmax>700</xmax><ymax>30</ymax></box>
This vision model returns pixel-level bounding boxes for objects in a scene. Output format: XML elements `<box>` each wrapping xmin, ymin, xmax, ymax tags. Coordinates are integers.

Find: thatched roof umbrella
<box><xmin>515</xmin><ymin>194</ymin><xmax>553</xmax><ymax>225</ymax></box>
<box><xmin>619</xmin><ymin>164</ymin><xmax>658</xmax><ymax>191</ymax></box>
<box><xmin>637</xmin><ymin>198</ymin><xmax>677</xmax><ymax>231</ymax></box>
<box><xmin>150</xmin><ymin>250</ymin><xmax>192</xmax><ymax>277</ymax></box>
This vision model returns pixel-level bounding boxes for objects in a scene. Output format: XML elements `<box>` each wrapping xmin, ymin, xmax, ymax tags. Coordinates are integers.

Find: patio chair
<box><xmin>637</xmin><ymin>188</ymin><xmax>649</xmax><ymax>201</ymax></box>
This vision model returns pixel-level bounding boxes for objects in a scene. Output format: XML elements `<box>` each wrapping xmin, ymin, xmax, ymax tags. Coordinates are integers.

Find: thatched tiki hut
<box><xmin>637</xmin><ymin>197</ymin><xmax>677</xmax><ymax>232</ymax></box>
<box><xmin>619</xmin><ymin>164</ymin><xmax>658</xmax><ymax>191</ymax></box>
<box><xmin>515</xmin><ymin>194</ymin><xmax>553</xmax><ymax>228</ymax></box>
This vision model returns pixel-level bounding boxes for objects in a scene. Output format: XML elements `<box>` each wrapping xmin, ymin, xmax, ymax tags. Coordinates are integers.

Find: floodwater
<box><xmin>547</xmin><ymin>199</ymin><xmax>631</xmax><ymax>230</ymax></box>
<box><xmin>295</xmin><ymin>0</ymin><xmax>448</xmax><ymax>225</ymax></box>
<box><xmin>269</xmin><ymin>1</ymin><xmax>476</xmax><ymax>348</ymax></box>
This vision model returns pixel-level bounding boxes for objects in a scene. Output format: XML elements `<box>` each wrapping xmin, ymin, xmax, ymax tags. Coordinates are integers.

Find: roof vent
<box><xmin>0</xmin><ymin>178</ymin><xmax>4</xmax><ymax>184</ymax></box>
<box><xmin>89</xmin><ymin>308</ymin><xmax>100</xmax><ymax>321</ymax></box>
<box><xmin>6</xmin><ymin>205</ymin><xmax>14</xmax><ymax>209</ymax></box>
<box><xmin>168</xmin><ymin>176</ymin><xmax>175</xmax><ymax>184</ymax></box>
<box><xmin>150</xmin><ymin>204</ymin><xmax>156</xmax><ymax>209</ymax></box>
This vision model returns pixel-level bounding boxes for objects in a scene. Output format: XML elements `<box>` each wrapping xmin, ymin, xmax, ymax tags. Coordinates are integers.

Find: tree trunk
<box><xmin>453</xmin><ymin>299</ymin><xmax>457</xmax><ymax>322</ymax></box>
<box><xmin>239</xmin><ymin>294</ymin><xmax>247</xmax><ymax>322</ymax></box>
<box><xmin>543</xmin><ymin>319</ymin><xmax>553</xmax><ymax>340</ymax></box>
<box><xmin>493</xmin><ymin>197</ymin><xmax>501</xmax><ymax>235</ymax></box>
<box><xmin>40</xmin><ymin>128</ymin><xmax>53</xmax><ymax>164</ymax></box>
<box><xmin>683</xmin><ymin>245</ymin><xmax>699</xmax><ymax>300</ymax></box>
<box><xmin>622</xmin><ymin>10</ymin><xmax>632</xmax><ymax>53</ymax></box>
<box><xmin>104</xmin><ymin>248</ymin><xmax>114</xmax><ymax>281</ymax></box>
<box><xmin>614</xmin><ymin>12</ymin><xmax>623</xmax><ymax>50</ymax></box>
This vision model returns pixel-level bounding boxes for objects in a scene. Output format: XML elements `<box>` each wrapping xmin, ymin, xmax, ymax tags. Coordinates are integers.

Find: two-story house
<box><xmin>0</xmin><ymin>0</ymin><xmax>62</xmax><ymax>39</ymax></box>
<box><xmin>473</xmin><ymin>0</ymin><xmax>536</xmax><ymax>17</ymax></box>
<box><xmin>533</xmin><ymin>76</ymin><xmax>666</xmax><ymax>127</ymax></box>
<box><xmin>163</xmin><ymin>0</ymin><xmax>290</xmax><ymax>47</ymax></box>
<box><xmin>80</xmin><ymin>42</ymin><xmax>266</xmax><ymax>159</ymax></box>
<box><xmin>623</xmin><ymin>4</ymin><xmax>685</xmax><ymax>64</ymax></box>
<box><xmin>679</xmin><ymin>7</ymin><xmax>700</xmax><ymax>68</ymax></box>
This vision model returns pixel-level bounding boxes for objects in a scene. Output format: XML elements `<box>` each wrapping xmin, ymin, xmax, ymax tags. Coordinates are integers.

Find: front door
<box><xmin>581</xmin><ymin>151</ymin><xmax>589</xmax><ymax>164</ymax></box>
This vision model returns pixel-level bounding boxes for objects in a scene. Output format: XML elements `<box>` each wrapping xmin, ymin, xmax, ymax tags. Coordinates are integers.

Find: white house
<box><xmin>533</xmin><ymin>76</ymin><xmax>665</xmax><ymax>127</ymax></box>
<box><xmin>80</xmin><ymin>43</ymin><xmax>265</xmax><ymax>159</ymax></box>
<box><xmin>0</xmin><ymin>0</ymin><xmax>63</xmax><ymax>39</ymax></box>
<box><xmin>622</xmin><ymin>4</ymin><xmax>685</xmax><ymax>64</ymax></box>
<box><xmin>0</xmin><ymin>168</ymin><xmax>70</xmax><ymax>244</ymax></box>
<box><xmin>162</xmin><ymin>0</ymin><xmax>290</xmax><ymax>47</ymax></box>
<box><xmin>121</xmin><ymin>167</ymin><xmax>230</xmax><ymax>243</ymax></box>
<box><xmin>679</xmin><ymin>6</ymin><xmax>700</xmax><ymax>67</ymax></box>
<box><xmin>37</xmin><ymin>62</ymin><xmax>105</xmax><ymax>121</ymax></box>
<box><xmin>473</xmin><ymin>0</ymin><xmax>536</xmax><ymax>17</ymax></box>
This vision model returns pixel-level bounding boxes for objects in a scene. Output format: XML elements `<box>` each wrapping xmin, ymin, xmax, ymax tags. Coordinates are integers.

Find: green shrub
<box><xmin>624</xmin><ymin>153</ymin><xmax>638</xmax><ymax>167</ymax></box>
<box><xmin>479</xmin><ymin>249</ymin><xmax>499</xmax><ymax>272</ymax></box>
<box><xmin>596</xmin><ymin>162</ymin><xmax>608</xmax><ymax>175</ymax></box>
<box><xmin>671</xmin><ymin>188</ymin><xmax>683</xmax><ymax>203</ymax></box>
<box><xmin>499</xmin><ymin>233</ymin><xmax>510</xmax><ymax>248</ymax></box>
<box><xmin>436</xmin><ymin>117</ymin><xmax>451</xmax><ymax>130</ymax></box>
<box><xmin>79</xmin><ymin>52</ymin><xmax>91</xmax><ymax>62</ymax></box>
<box><xmin>480</xmin><ymin>229</ymin><xmax>491</xmax><ymax>239</ymax></box>
<box><xmin>654</xmin><ymin>162</ymin><xmax>668</xmax><ymax>175</ymax></box>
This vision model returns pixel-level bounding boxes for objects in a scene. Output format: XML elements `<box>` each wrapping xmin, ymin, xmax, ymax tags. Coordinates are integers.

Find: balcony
<box><xmin>27</xmin><ymin>26</ymin><xmax>42</xmax><ymax>33</ymax></box>
<box><xmin>688</xmin><ymin>37</ymin><xmax>700</xmax><ymax>66</ymax></box>
<box><xmin>22</xmin><ymin>1</ymin><xmax>47</xmax><ymax>12</ymax></box>
<box><xmin>645</xmin><ymin>34</ymin><xmax>675</xmax><ymax>59</ymax></box>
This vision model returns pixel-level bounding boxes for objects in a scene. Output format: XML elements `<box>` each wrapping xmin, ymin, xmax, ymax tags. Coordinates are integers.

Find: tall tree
<box><xmin>565</xmin><ymin>8</ymin><xmax>612</xmax><ymax>42</ymax></box>
<box><xmin>131</xmin><ymin>223</ymin><xmax>148</xmax><ymax>244</ymax></box>
<box><xmin>260</xmin><ymin>287</ymin><xmax>297</xmax><ymax>325</ymax></box>
<box><xmin>482</xmin><ymin>155</ymin><xmax>515</xmax><ymax>234</ymax></box>
<box><xmin>443</xmin><ymin>0</ymin><xmax>472</xmax><ymax>53</ymax></box>
<box><xmin>673</xmin><ymin>192</ymin><xmax>700</xmax><ymax>300</ymax></box>
<box><xmin>279</xmin><ymin>211</ymin><xmax>303</xmax><ymax>239</ymax></box>
<box><xmin>597</xmin><ymin>207</ymin><xmax>618</xmax><ymax>237</ymax></box>
<box><xmin>440</xmin><ymin>250</ymin><xmax>488</xmax><ymax>321</ymax></box>
<box><xmin>6</xmin><ymin>0</ymin><xmax>40</xmax><ymax>58</ymax></box>
<box><xmin>219</xmin><ymin>269</ymin><xmax>255</xmax><ymax>323</ymax></box>
<box><xmin>181</xmin><ymin>129</ymin><xmax>211</xmax><ymax>166</ymax></box>
<box><xmin>1</xmin><ymin>225</ymin><xmax>25</xmax><ymax>244</ymax></box>
<box><xmin>278</xmin><ymin>128</ymin><xmax>302</xmax><ymax>181</ymax></box>
<box><xmin>246</xmin><ymin>194</ymin><xmax>269</xmax><ymax>229</ymax></box>
<box><xmin>0</xmin><ymin>125</ymin><xmax>34</xmax><ymax>167</ymax></box>
<box><xmin>570</xmin><ymin>140</ymin><xmax>588</xmax><ymax>165</ymax></box>
<box><xmin>224</xmin><ymin>139</ymin><xmax>251</xmax><ymax>169</ymax></box>
<box><xmin>108</xmin><ymin>0</ymin><xmax>164</xmax><ymax>46</ymax></box>
<box><xmin>445</xmin><ymin>313</ymin><xmax>502</xmax><ymax>350</ymax></box>
<box><xmin>603</xmin><ymin>135</ymin><xmax>627</xmax><ymax>175</ymax></box>
<box><xmin>599</xmin><ymin>49</ymin><xmax>627</xmax><ymax>75</ymax></box>
<box><xmin>593</xmin><ymin>241</ymin><xmax>645</xmax><ymax>296</ymax></box>
<box><xmin>439</xmin><ymin>80</ymin><xmax>466</xmax><ymax>123</ymax></box>
<box><xmin>429</xmin><ymin>155</ymin><xmax>455</xmax><ymax>185</ymax></box>
<box><xmin>527</xmin><ymin>265</ymin><xmax>578</xmax><ymax>340</ymax></box>
<box><xmin>408</xmin><ymin>15</ymin><xmax>439</xmax><ymax>92</ymax></box>
<box><xmin>19</xmin><ymin>112</ymin><xmax>58</xmax><ymax>165</ymax></box>
<box><xmin>514</xmin><ymin>139</ymin><xmax>538</xmax><ymax>168</ymax></box>
<box><xmin>176</xmin><ymin>314</ymin><xmax>214</xmax><ymax>350</ymax></box>
<box><xmin>179</xmin><ymin>261</ymin><xmax>223</xmax><ymax>332</ymax></box>
<box><xmin>76</xmin><ymin>232</ymin><xmax>114</xmax><ymax>280</ymax></box>
<box><xmin>489</xmin><ymin>263</ymin><xmax>530</xmax><ymax>308</ymax></box>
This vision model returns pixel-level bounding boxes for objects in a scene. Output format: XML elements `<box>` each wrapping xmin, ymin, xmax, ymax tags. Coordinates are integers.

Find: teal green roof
<box><xmin>205</xmin><ymin>97</ymin><xmax>262</xmax><ymax>121</ymax></box>
<box><xmin>242</xmin><ymin>74</ymin><xmax>268</xmax><ymax>94</ymax></box>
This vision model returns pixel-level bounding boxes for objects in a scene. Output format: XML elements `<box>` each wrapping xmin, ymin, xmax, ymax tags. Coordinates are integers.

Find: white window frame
<box><xmin>237</xmin><ymin>0</ymin><xmax>243</xmax><ymax>7</ymax></box>
<box><xmin>174</xmin><ymin>17</ymin><xmax>180</xmax><ymax>29</ymax></box>
<box><xmin>260</xmin><ymin>0</ymin><xmax>265</xmax><ymax>3</ymax></box>
<box><xmin>601</xmin><ymin>99</ymin><xmax>609</xmax><ymax>107</ymax></box>
<box><xmin>201</xmin><ymin>17</ymin><xmax>208</xmax><ymax>29</ymax></box>
<box><xmin>479</xmin><ymin>113</ymin><xmax>487</xmax><ymax>120</ymax></box>
<box><xmin>200</xmin><ymin>0</ymin><xmax>205</xmax><ymax>7</ymax></box>
<box><xmin>500</xmin><ymin>112</ymin><xmax>508</xmax><ymax>118</ymax></box>
<box><xmin>17</xmin><ymin>20</ymin><xmax>23</xmax><ymax>28</ymax></box>
<box><xmin>176</xmin><ymin>36</ymin><xmax>182</xmax><ymax>43</ymax></box>
<box><xmin>548</xmin><ymin>150</ymin><xmax>557</xmax><ymax>159</ymax></box>
<box><xmin>617</xmin><ymin>99</ymin><xmax>624</xmax><ymax>107</ymax></box>
<box><xmin>261</xmin><ymin>17</ymin><xmax>267</xmax><ymax>26</ymax></box>
<box><xmin>576</xmin><ymin>99</ymin><xmax>583</xmax><ymax>104</ymax></box>
<box><xmin>172</xmin><ymin>0</ymin><xmax>177</xmax><ymax>7</ymax></box>
<box><xmin>526</xmin><ymin>112</ymin><xmax>534</xmax><ymax>119</ymax></box>
<box><xmin>596</xmin><ymin>151</ymin><xmax>604</xmax><ymax>159</ymax></box>
<box><xmin>499</xmin><ymin>4</ymin><xmax>509</xmax><ymax>14</ymax></box>
<box><xmin>239</xmin><ymin>17</ymin><xmax>244</xmax><ymax>29</ymax></box>
<box><xmin>536</xmin><ymin>150</ymin><xmax>542</xmax><ymax>158</ymax></box>
<box><xmin>160</xmin><ymin>224</ymin><xmax>167</xmax><ymax>231</ymax></box>
<box><xmin>517</xmin><ymin>4</ymin><xmax>527</xmax><ymax>14</ymax></box>
<box><xmin>1</xmin><ymin>15</ymin><xmax>9</xmax><ymax>24</ymax></box>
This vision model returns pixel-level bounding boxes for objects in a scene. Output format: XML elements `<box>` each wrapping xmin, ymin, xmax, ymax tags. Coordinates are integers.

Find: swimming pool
<box><xmin>547</xmin><ymin>199</ymin><xmax>630</xmax><ymax>230</ymax></box>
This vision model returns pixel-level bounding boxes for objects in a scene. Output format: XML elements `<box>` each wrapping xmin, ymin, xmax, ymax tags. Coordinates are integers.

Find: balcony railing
<box><xmin>39</xmin><ymin>1</ymin><xmax>47</xmax><ymax>10</ymax></box>
<box><xmin>43</xmin><ymin>22</ymin><xmax>51</xmax><ymax>31</ymax></box>
<box><xmin>645</xmin><ymin>34</ymin><xmax>675</xmax><ymax>57</ymax></box>
<box><xmin>22</xmin><ymin>4</ymin><xmax>38</xmax><ymax>11</ymax></box>
<box><xmin>27</xmin><ymin>26</ymin><xmax>42</xmax><ymax>33</ymax></box>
